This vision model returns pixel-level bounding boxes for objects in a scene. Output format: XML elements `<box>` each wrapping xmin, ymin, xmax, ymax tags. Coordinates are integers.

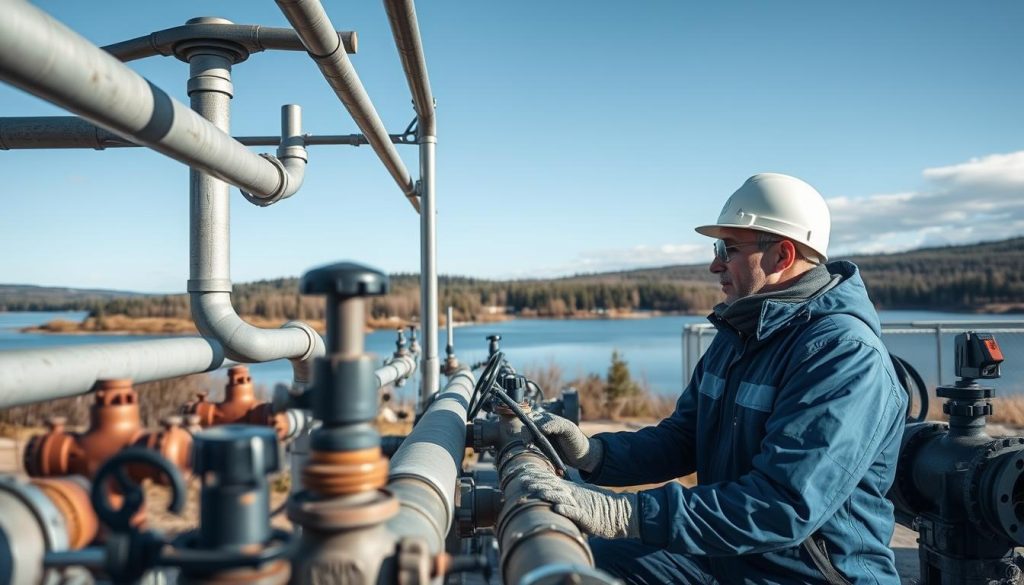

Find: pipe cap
<box><xmin>300</xmin><ymin>262</ymin><xmax>388</xmax><ymax>298</ymax></box>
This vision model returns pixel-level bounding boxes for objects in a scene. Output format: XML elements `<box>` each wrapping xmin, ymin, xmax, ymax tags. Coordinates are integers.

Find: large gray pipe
<box><xmin>387</xmin><ymin>368</ymin><xmax>475</xmax><ymax>552</ymax></box>
<box><xmin>0</xmin><ymin>0</ymin><xmax>305</xmax><ymax>204</ymax></box>
<box><xmin>101</xmin><ymin>23</ymin><xmax>357</xmax><ymax>63</ymax></box>
<box><xmin>0</xmin><ymin>338</ymin><xmax>227</xmax><ymax>408</ymax></box>
<box><xmin>274</xmin><ymin>0</ymin><xmax>420</xmax><ymax>212</ymax></box>
<box><xmin>185</xmin><ymin>46</ymin><xmax>323</xmax><ymax>387</ymax></box>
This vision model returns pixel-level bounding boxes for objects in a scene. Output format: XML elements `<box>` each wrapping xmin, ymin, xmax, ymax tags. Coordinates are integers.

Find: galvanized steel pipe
<box><xmin>387</xmin><ymin>368</ymin><xmax>475</xmax><ymax>552</ymax></box>
<box><xmin>274</xmin><ymin>0</ymin><xmax>420</xmax><ymax>212</ymax></box>
<box><xmin>375</xmin><ymin>353</ymin><xmax>418</xmax><ymax>389</ymax></box>
<box><xmin>0</xmin><ymin>116</ymin><xmax>413</xmax><ymax>150</ymax></box>
<box><xmin>186</xmin><ymin>44</ymin><xmax>323</xmax><ymax>382</ymax></box>
<box><xmin>383</xmin><ymin>0</ymin><xmax>436</xmax><ymax>136</ymax></box>
<box><xmin>0</xmin><ymin>1</ymin><xmax>305</xmax><ymax>202</ymax></box>
<box><xmin>100</xmin><ymin>23</ymin><xmax>357</xmax><ymax>63</ymax></box>
<box><xmin>0</xmin><ymin>338</ymin><xmax>228</xmax><ymax>408</ymax></box>
<box><xmin>418</xmin><ymin>137</ymin><xmax>440</xmax><ymax>410</ymax></box>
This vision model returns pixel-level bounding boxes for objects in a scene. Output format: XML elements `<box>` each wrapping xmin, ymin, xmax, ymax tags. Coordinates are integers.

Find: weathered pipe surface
<box><xmin>387</xmin><ymin>368</ymin><xmax>475</xmax><ymax>551</ymax></box>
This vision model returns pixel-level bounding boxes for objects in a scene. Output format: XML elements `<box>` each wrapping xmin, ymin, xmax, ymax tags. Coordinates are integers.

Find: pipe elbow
<box><xmin>191</xmin><ymin>293</ymin><xmax>321</xmax><ymax>365</ymax></box>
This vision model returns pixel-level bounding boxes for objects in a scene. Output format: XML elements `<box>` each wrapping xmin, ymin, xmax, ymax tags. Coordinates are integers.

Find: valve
<box><xmin>182</xmin><ymin>366</ymin><xmax>290</xmax><ymax>440</ymax></box>
<box><xmin>487</xmin><ymin>334</ymin><xmax>502</xmax><ymax>357</ymax></box>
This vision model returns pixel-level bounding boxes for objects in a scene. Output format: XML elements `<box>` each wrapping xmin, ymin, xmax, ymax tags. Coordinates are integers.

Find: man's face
<box><xmin>709</xmin><ymin>228</ymin><xmax>777</xmax><ymax>304</ymax></box>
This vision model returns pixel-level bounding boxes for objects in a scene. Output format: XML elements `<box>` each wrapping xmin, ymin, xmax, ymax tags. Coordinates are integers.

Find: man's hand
<box><xmin>531</xmin><ymin>411</ymin><xmax>604</xmax><ymax>473</ymax></box>
<box><xmin>520</xmin><ymin>471</ymin><xmax>638</xmax><ymax>539</ymax></box>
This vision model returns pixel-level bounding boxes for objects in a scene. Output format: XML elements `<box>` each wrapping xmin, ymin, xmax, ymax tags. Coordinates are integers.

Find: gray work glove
<box><xmin>531</xmin><ymin>411</ymin><xmax>604</xmax><ymax>473</ymax></box>
<box><xmin>520</xmin><ymin>471</ymin><xmax>639</xmax><ymax>539</ymax></box>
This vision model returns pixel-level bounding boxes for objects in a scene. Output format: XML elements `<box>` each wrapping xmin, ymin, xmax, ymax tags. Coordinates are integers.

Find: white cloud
<box><xmin>828</xmin><ymin>150</ymin><xmax>1024</xmax><ymax>256</ymax></box>
<box><xmin>519</xmin><ymin>150</ymin><xmax>1024</xmax><ymax>277</ymax></box>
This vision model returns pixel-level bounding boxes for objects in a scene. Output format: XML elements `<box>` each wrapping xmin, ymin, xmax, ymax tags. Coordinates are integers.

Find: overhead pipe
<box><xmin>386</xmin><ymin>368</ymin><xmax>475</xmax><ymax>553</ymax></box>
<box><xmin>100</xmin><ymin>22</ymin><xmax>357</xmax><ymax>63</ymax></box>
<box><xmin>274</xmin><ymin>0</ymin><xmax>420</xmax><ymax>213</ymax></box>
<box><xmin>383</xmin><ymin>0</ymin><xmax>441</xmax><ymax>406</ymax></box>
<box><xmin>0</xmin><ymin>116</ymin><xmax>415</xmax><ymax>150</ymax></box>
<box><xmin>382</xmin><ymin>0</ymin><xmax>436</xmax><ymax>137</ymax></box>
<box><xmin>0</xmin><ymin>338</ymin><xmax>228</xmax><ymax>409</ymax></box>
<box><xmin>0</xmin><ymin>1</ymin><xmax>305</xmax><ymax>204</ymax></box>
<box><xmin>184</xmin><ymin>40</ymin><xmax>324</xmax><ymax>386</ymax></box>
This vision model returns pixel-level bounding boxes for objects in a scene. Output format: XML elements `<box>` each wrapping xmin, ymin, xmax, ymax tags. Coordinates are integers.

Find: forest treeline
<box><xmin>3</xmin><ymin>237</ymin><xmax>1023</xmax><ymax>322</ymax></box>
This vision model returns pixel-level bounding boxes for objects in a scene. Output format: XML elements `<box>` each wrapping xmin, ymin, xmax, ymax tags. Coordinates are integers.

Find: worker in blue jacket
<box><xmin>524</xmin><ymin>173</ymin><xmax>907</xmax><ymax>584</ymax></box>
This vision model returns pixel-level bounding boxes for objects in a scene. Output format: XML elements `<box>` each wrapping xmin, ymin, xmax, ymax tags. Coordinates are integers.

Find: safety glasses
<box><xmin>713</xmin><ymin>238</ymin><xmax>779</xmax><ymax>263</ymax></box>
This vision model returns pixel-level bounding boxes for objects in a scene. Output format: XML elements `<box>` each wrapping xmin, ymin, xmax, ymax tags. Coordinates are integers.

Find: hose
<box><xmin>890</xmin><ymin>352</ymin><xmax>929</xmax><ymax>423</ymax></box>
<box><xmin>489</xmin><ymin>384</ymin><xmax>567</xmax><ymax>477</ymax></box>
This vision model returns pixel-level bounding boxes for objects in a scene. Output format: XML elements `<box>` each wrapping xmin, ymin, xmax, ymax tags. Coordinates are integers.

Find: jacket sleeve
<box><xmin>583</xmin><ymin>365</ymin><xmax>701</xmax><ymax>487</ymax></box>
<box><xmin>635</xmin><ymin>336</ymin><xmax>905</xmax><ymax>555</ymax></box>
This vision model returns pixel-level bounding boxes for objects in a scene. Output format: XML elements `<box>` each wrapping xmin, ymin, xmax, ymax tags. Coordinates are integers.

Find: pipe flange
<box><xmin>519</xmin><ymin>564</ymin><xmax>618</xmax><ymax>585</ymax></box>
<box><xmin>500</xmin><ymin>522</ymin><xmax>593</xmax><ymax>569</ymax></box>
<box><xmin>891</xmin><ymin>422</ymin><xmax>946</xmax><ymax>517</ymax></box>
<box><xmin>0</xmin><ymin>475</ymin><xmax>69</xmax><ymax>553</ymax></box>
<box><xmin>286</xmin><ymin>488</ymin><xmax>399</xmax><ymax>531</ymax></box>
<box><xmin>966</xmin><ymin>436</ymin><xmax>1024</xmax><ymax>542</ymax></box>
<box><xmin>240</xmin><ymin>154</ymin><xmax>288</xmax><ymax>207</ymax></box>
<box><xmin>174</xmin><ymin>36</ymin><xmax>251</xmax><ymax>64</ymax></box>
<box><xmin>302</xmin><ymin>448</ymin><xmax>390</xmax><ymax>496</ymax></box>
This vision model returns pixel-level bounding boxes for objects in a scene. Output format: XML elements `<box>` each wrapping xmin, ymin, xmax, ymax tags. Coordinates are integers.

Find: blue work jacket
<box><xmin>586</xmin><ymin>261</ymin><xmax>906</xmax><ymax>584</ymax></box>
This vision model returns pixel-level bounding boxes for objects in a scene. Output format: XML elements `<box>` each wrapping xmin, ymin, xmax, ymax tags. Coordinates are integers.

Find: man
<box><xmin>524</xmin><ymin>173</ymin><xmax>906</xmax><ymax>584</ymax></box>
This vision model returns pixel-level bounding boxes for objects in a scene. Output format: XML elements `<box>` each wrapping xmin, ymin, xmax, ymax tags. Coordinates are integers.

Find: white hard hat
<box><xmin>695</xmin><ymin>173</ymin><xmax>831</xmax><ymax>260</ymax></box>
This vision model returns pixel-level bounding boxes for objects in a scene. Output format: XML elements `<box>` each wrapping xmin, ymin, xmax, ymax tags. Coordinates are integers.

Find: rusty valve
<box><xmin>182</xmin><ymin>365</ymin><xmax>290</xmax><ymax>439</ymax></box>
<box><xmin>24</xmin><ymin>379</ymin><xmax>192</xmax><ymax>482</ymax></box>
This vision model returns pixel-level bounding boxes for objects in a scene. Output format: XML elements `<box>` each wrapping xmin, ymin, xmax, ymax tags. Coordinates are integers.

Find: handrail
<box><xmin>101</xmin><ymin>23</ymin><xmax>357</xmax><ymax>63</ymax></box>
<box><xmin>0</xmin><ymin>338</ymin><xmax>228</xmax><ymax>408</ymax></box>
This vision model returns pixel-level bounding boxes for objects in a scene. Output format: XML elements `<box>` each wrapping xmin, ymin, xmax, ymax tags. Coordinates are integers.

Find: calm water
<box><xmin>2</xmin><ymin>311</ymin><xmax>1022</xmax><ymax>398</ymax></box>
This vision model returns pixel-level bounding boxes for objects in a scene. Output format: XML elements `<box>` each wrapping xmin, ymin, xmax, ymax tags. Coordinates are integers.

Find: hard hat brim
<box><xmin>694</xmin><ymin>223</ymin><xmax>829</xmax><ymax>261</ymax></box>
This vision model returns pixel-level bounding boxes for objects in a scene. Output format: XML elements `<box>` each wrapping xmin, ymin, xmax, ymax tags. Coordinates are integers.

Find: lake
<box><xmin>2</xmin><ymin>310</ymin><xmax>1023</xmax><ymax>400</ymax></box>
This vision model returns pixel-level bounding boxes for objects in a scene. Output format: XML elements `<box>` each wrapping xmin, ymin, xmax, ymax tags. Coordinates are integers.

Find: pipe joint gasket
<box><xmin>240</xmin><ymin>153</ymin><xmax>288</xmax><ymax>206</ymax></box>
<box><xmin>502</xmin><ymin>522</ymin><xmax>594</xmax><ymax>567</ymax></box>
<box><xmin>280</xmin><ymin>320</ymin><xmax>320</xmax><ymax>362</ymax></box>
<box><xmin>187</xmin><ymin>278</ymin><xmax>233</xmax><ymax>293</ymax></box>
<box><xmin>186</xmin><ymin>74</ymin><xmax>234</xmax><ymax>98</ymax></box>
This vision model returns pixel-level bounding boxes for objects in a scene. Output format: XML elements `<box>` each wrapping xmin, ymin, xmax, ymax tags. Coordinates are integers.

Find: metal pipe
<box><xmin>0</xmin><ymin>116</ymin><xmax>415</xmax><ymax>150</ymax></box>
<box><xmin>185</xmin><ymin>46</ymin><xmax>324</xmax><ymax>383</ymax></box>
<box><xmin>274</xmin><ymin>0</ymin><xmax>420</xmax><ymax>212</ymax></box>
<box><xmin>418</xmin><ymin>138</ymin><xmax>440</xmax><ymax>411</ymax></box>
<box><xmin>382</xmin><ymin>0</ymin><xmax>436</xmax><ymax>136</ymax></box>
<box><xmin>100</xmin><ymin>23</ymin><xmax>357</xmax><ymax>63</ymax></box>
<box><xmin>0</xmin><ymin>1</ymin><xmax>304</xmax><ymax>203</ymax></box>
<box><xmin>387</xmin><ymin>368</ymin><xmax>475</xmax><ymax>552</ymax></box>
<box><xmin>375</xmin><ymin>353</ymin><xmax>418</xmax><ymax>389</ymax></box>
<box><xmin>0</xmin><ymin>338</ymin><xmax>227</xmax><ymax>408</ymax></box>
<box><xmin>496</xmin><ymin>449</ymin><xmax>602</xmax><ymax>585</ymax></box>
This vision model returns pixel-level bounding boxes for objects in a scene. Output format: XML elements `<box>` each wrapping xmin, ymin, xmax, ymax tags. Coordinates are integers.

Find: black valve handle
<box><xmin>91</xmin><ymin>447</ymin><xmax>186</xmax><ymax>532</ymax></box>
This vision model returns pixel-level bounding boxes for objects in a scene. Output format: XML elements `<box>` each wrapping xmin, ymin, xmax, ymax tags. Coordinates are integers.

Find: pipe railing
<box><xmin>0</xmin><ymin>117</ymin><xmax>414</xmax><ymax>150</ymax></box>
<box><xmin>0</xmin><ymin>0</ymin><xmax>306</xmax><ymax>204</ymax></box>
<box><xmin>100</xmin><ymin>23</ymin><xmax>357</xmax><ymax>63</ymax></box>
<box><xmin>383</xmin><ymin>0</ymin><xmax>436</xmax><ymax>136</ymax></box>
<box><xmin>275</xmin><ymin>0</ymin><xmax>420</xmax><ymax>213</ymax></box>
<box><xmin>0</xmin><ymin>338</ymin><xmax>228</xmax><ymax>409</ymax></box>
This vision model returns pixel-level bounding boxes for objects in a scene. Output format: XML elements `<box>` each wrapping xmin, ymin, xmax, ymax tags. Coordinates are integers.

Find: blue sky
<box><xmin>2</xmin><ymin>1</ymin><xmax>1023</xmax><ymax>292</ymax></box>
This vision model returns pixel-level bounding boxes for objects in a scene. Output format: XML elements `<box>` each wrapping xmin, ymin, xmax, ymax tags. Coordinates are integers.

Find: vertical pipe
<box><xmin>446</xmin><ymin>306</ymin><xmax>454</xmax><ymax>355</ymax></box>
<box><xmin>935</xmin><ymin>326</ymin><xmax>944</xmax><ymax>386</ymax></box>
<box><xmin>682</xmin><ymin>326</ymin><xmax>690</xmax><ymax>379</ymax></box>
<box><xmin>188</xmin><ymin>47</ymin><xmax>234</xmax><ymax>297</ymax></box>
<box><xmin>419</xmin><ymin>138</ymin><xmax>439</xmax><ymax>412</ymax></box>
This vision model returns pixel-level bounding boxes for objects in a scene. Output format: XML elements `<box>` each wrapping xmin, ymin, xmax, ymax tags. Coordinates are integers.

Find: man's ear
<box><xmin>774</xmin><ymin>239</ymin><xmax>798</xmax><ymax>273</ymax></box>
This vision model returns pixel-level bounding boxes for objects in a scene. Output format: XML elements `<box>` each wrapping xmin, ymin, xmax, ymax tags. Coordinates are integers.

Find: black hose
<box><xmin>489</xmin><ymin>385</ymin><xmax>568</xmax><ymax>477</ymax></box>
<box><xmin>468</xmin><ymin>351</ymin><xmax>505</xmax><ymax>420</ymax></box>
<box><xmin>890</xmin><ymin>352</ymin><xmax>929</xmax><ymax>423</ymax></box>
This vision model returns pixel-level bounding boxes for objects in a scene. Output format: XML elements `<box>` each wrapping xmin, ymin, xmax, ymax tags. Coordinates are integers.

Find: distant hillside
<box><xmin>0</xmin><ymin>284</ymin><xmax>146</xmax><ymax>311</ymax></box>
<box><xmin>3</xmin><ymin>237</ymin><xmax>1023</xmax><ymax>323</ymax></box>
